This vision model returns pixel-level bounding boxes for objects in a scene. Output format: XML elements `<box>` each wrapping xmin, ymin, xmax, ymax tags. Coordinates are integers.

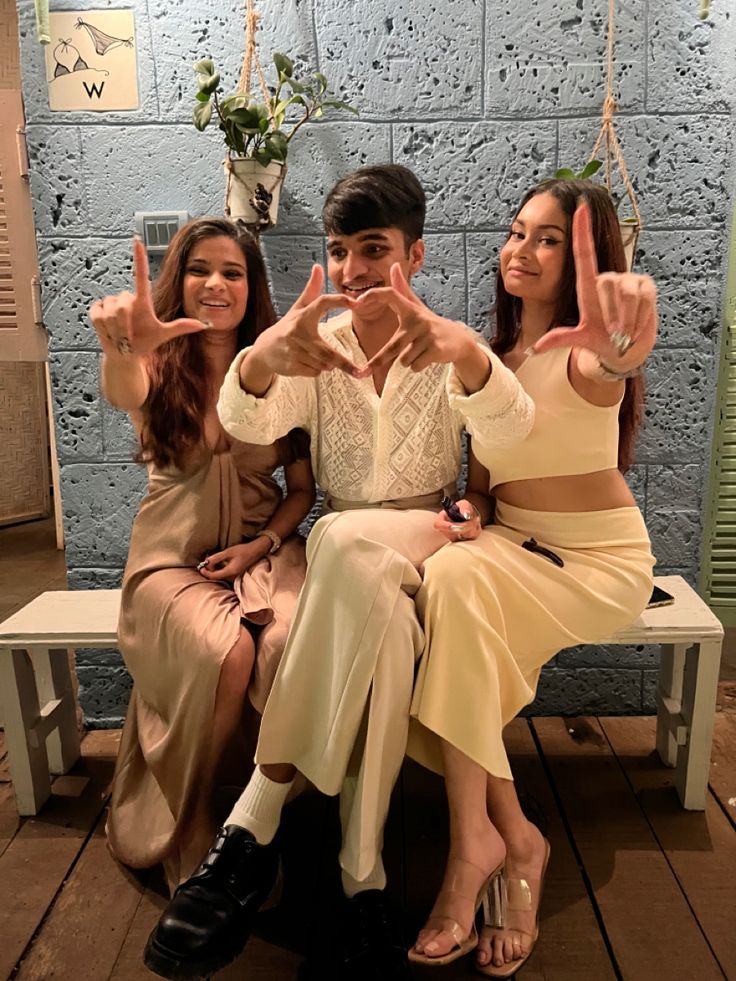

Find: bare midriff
<box><xmin>493</xmin><ymin>468</ymin><xmax>636</xmax><ymax>512</ymax></box>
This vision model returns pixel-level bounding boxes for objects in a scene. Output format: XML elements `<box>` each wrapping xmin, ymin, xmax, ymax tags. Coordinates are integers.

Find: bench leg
<box><xmin>35</xmin><ymin>647</ymin><xmax>81</xmax><ymax>775</ymax></box>
<box><xmin>656</xmin><ymin>643</ymin><xmax>687</xmax><ymax>767</ymax></box>
<box><xmin>675</xmin><ymin>639</ymin><xmax>722</xmax><ymax>810</ymax></box>
<box><xmin>0</xmin><ymin>646</ymin><xmax>52</xmax><ymax>815</ymax></box>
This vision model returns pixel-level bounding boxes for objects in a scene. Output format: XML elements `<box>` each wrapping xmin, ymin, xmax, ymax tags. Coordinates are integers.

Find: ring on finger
<box><xmin>117</xmin><ymin>337</ymin><xmax>133</xmax><ymax>356</ymax></box>
<box><xmin>610</xmin><ymin>329</ymin><xmax>634</xmax><ymax>358</ymax></box>
<box><xmin>454</xmin><ymin>526</ymin><xmax>465</xmax><ymax>541</ymax></box>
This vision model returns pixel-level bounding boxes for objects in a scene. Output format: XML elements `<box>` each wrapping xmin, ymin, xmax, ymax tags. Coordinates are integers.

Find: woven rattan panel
<box><xmin>0</xmin><ymin>361</ymin><xmax>51</xmax><ymax>524</ymax></box>
<box><xmin>0</xmin><ymin>0</ymin><xmax>20</xmax><ymax>89</ymax></box>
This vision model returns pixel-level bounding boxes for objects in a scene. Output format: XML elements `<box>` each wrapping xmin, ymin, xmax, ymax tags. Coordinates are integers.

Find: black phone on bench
<box><xmin>647</xmin><ymin>584</ymin><xmax>675</xmax><ymax>609</ymax></box>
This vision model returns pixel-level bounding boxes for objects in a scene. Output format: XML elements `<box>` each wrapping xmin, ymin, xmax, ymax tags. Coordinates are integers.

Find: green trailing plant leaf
<box><xmin>285</xmin><ymin>78</ymin><xmax>308</xmax><ymax>94</ymax></box>
<box><xmin>579</xmin><ymin>159</ymin><xmax>603</xmax><ymax>179</ymax></box>
<box><xmin>550</xmin><ymin>159</ymin><xmax>638</xmax><ymax>222</ymax></box>
<box><xmin>265</xmin><ymin>131</ymin><xmax>288</xmax><ymax>161</ymax></box>
<box><xmin>554</xmin><ymin>160</ymin><xmax>604</xmax><ymax>181</ymax></box>
<box><xmin>273</xmin><ymin>52</ymin><xmax>294</xmax><ymax>77</ymax></box>
<box><xmin>193</xmin><ymin>100</ymin><xmax>213</xmax><ymax>131</ymax></box>
<box><xmin>229</xmin><ymin>106</ymin><xmax>261</xmax><ymax>129</ymax></box>
<box><xmin>323</xmin><ymin>100</ymin><xmax>359</xmax><ymax>113</ymax></box>
<box><xmin>191</xmin><ymin>54</ymin><xmax>357</xmax><ymax>159</ymax></box>
<box><xmin>198</xmin><ymin>72</ymin><xmax>220</xmax><ymax>95</ymax></box>
<box><xmin>220</xmin><ymin>94</ymin><xmax>249</xmax><ymax>112</ymax></box>
<box><xmin>193</xmin><ymin>57</ymin><xmax>215</xmax><ymax>75</ymax></box>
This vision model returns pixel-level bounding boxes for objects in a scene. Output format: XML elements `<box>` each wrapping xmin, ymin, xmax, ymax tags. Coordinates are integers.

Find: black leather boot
<box><xmin>144</xmin><ymin>825</ymin><xmax>278</xmax><ymax>980</ymax></box>
<box><xmin>339</xmin><ymin>890</ymin><xmax>411</xmax><ymax>980</ymax></box>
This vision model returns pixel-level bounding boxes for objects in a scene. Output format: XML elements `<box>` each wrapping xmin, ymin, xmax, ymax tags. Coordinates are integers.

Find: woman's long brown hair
<box><xmin>492</xmin><ymin>179</ymin><xmax>644</xmax><ymax>472</ymax></box>
<box><xmin>140</xmin><ymin>218</ymin><xmax>276</xmax><ymax>469</ymax></box>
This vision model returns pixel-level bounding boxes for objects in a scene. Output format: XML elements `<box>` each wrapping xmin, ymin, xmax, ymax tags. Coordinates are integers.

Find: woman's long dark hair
<box><xmin>140</xmin><ymin>218</ymin><xmax>276</xmax><ymax>469</ymax></box>
<box><xmin>492</xmin><ymin>179</ymin><xmax>643</xmax><ymax>472</ymax></box>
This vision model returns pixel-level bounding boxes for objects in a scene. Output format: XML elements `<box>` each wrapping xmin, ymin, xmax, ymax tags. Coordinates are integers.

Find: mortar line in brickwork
<box><xmin>37</xmin><ymin>225</ymin><xmax>720</xmax><ymax>246</ymax></box>
<box><xmin>480</xmin><ymin>0</ymin><xmax>486</xmax><ymax>117</ymax></box>
<box><xmin>146</xmin><ymin>12</ymin><xmax>161</xmax><ymax>117</ymax></box>
<box><xmin>554</xmin><ymin>120</ymin><xmax>559</xmax><ymax>171</ymax></box>
<box><xmin>389</xmin><ymin>123</ymin><xmax>394</xmax><ymax>162</ymax></box>
<box><xmin>462</xmin><ymin>232</ymin><xmax>469</xmax><ymax>324</ymax></box>
<box><xmin>643</xmin><ymin>0</ymin><xmax>649</xmax><ymax>111</ymax></box>
<box><xmin>26</xmin><ymin>108</ymin><xmax>732</xmax><ymax>133</ymax></box>
<box><xmin>311</xmin><ymin>0</ymin><xmax>321</xmax><ymax>74</ymax></box>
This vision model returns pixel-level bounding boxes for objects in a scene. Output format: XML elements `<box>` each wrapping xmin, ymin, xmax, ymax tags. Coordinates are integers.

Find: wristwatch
<box><xmin>257</xmin><ymin>529</ymin><xmax>282</xmax><ymax>554</ymax></box>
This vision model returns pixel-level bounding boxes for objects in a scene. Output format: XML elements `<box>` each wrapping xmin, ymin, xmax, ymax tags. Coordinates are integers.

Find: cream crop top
<box><xmin>474</xmin><ymin>346</ymin><xmax>622</xmax><ymax>489</ymax></box>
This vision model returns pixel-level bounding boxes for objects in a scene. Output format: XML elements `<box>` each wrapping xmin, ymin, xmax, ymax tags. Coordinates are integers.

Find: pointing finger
<box><xmin>572</xmin><ymin>204</ymin><xmax>599</xmax><ymax>320</ymax></box>
<box><xmin>389</xmin><ymin>263</ymin><xmax>422</xmax><ymax>305</ymax></box>
<box><xmin>306</xmin><ymin>293</ymin><xmax>356</xmax><ymax>324</ymax></box>
<box><xmin>596</xmin><ymin>273</ymin><xmax>626</xmax><ymax>337</ymax></box>
<box><xmin>353</xmin><ymin>286</ymin><xmax>414</xmax><ymax>318</ymax></box>
<box><xmin>133</xmin><ymin>237</ymin><xmax>153</xmax><ymax>302</ymax></box>
<box><xmin>365</xmin><ymin>329</ymin><xmax>405</xmax><ymax>372</ymax></box>
<box><xmin>293</xmin><ymin>265</ymin><xmax>324</xmax><ymax>310</ymax></box>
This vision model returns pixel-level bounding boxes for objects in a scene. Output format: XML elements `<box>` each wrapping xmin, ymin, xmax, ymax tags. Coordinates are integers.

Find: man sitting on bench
<box><xmin>143</xmin><ymin>163</ymin><xmax>534</xmax><ymax>981</ymax></box>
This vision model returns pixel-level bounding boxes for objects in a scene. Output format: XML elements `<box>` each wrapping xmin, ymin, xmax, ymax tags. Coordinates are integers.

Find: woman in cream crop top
<box><xmin>408</xmin><ymin>180</ymin><xmax>658</xmax><ymax>977</ymax></box>
<box><xmin>477</xmin><ymin>343</ymin><xmax>621</xmax><ymax>488</ymax></box>
<box><xmin>460</xmin><ymin>181</ymin><xmax>657</xmax><ymax>515</ymax></box>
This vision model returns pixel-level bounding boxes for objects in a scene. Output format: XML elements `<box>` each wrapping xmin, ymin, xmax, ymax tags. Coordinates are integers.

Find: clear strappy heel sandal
<box><xmin>409</xmin><ymin>859</ymin><xmax>505</xmax><ymax>967</ymax></box>
<box><xmin>476</xmin><ymin>838</ymin><xmax>551</xmax><ymax>978</ymax></box>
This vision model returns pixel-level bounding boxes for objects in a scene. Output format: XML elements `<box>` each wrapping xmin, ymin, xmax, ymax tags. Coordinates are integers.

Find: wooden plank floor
<box><xmin>1</xmin><ymin>714</ymin><xmax>735</xmax><ymax>981</ymax></box>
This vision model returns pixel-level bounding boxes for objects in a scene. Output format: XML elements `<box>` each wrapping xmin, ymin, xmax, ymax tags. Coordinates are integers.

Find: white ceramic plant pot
<box><xmin>619</xmin><ymin>220</ymin><xmax>639</xmax><ymax>272</ymax></box>
<box><xmin>225</xmin><ymin>158</ymin><xmax>285</xmax><ymax>228</ymax></box>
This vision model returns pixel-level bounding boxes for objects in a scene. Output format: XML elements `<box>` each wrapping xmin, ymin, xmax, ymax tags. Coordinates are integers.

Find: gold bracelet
<box><xmin>256</xmin><ymin>529</ymin><xmax>281</xmax><ymax>554</ymax></box>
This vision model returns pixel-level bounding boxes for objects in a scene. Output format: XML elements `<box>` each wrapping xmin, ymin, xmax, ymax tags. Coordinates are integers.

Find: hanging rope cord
<box><xmin>238</xmin><ymin>0</ymin><xmax>271</xmax><ymax>107</ymax></box>
<box><xmin>224</xmin><ymin>0</ymin><xmax>285</xmax><ymax>220</ymax></box>
<box><xmin>588</xmin><ymin>0</ymin><xmax>641</xmax><ymax>229</ymax></box>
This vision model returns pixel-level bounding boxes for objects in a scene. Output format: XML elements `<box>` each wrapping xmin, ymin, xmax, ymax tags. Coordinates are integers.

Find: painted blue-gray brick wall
<box><xmin>17</xmin><ymin>0</ymin><xmax>736</xmax><ymax>725</ymax></box>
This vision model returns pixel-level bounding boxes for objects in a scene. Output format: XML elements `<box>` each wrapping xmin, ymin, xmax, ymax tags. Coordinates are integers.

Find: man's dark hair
<box><xmin>322</xmin><ymin>164</ymin><xmax>426</xmax><ymax>247</ymax></box>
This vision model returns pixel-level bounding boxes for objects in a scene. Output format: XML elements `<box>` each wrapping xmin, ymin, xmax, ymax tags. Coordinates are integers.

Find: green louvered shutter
<box><xmin>701</xmin><ymin>206</ymin><xmax>736</xmax><ymax>623</ymax></box>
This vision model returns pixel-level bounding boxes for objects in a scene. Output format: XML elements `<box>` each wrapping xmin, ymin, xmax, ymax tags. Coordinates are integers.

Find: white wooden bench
<box><xmin>0</xmin><ymin>589</ymin><xmax>120</xmax><ymax>815</ymax></box>
<box><xmin>0</xmin><ymin>576</ymin><xmax>724</xmax><ymax>816</ymax></box>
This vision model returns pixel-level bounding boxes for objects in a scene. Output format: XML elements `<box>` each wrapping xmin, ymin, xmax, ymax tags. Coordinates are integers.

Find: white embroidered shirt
<box><xmin>217</xmin><ymin>312</ymin><xmax>534</xmax><ymax>503</ymax></box>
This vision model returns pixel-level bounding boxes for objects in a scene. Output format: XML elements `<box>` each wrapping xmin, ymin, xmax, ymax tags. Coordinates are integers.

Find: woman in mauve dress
<box><xmin>89</xmin><ymin>218</ymin><xmax>315</xmax><ymax>890</ymax></box>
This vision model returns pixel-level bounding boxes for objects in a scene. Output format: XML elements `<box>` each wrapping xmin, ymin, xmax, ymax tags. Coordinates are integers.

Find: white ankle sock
<box><xmin>341</xmin><ymin>855</ymin><xmax>387</xmax><ymax>899</ymax></box>
<box><xmin>225</xmin><ymin>769</ymin><xmax>293</xmax><ymax>845</ymax></box>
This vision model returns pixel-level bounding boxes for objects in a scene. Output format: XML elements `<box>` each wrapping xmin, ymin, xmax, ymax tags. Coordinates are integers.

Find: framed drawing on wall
<box><xmin>44</xmin><ymin>10</ymin><xmax>138</xmax><ymax>112</ymax></box>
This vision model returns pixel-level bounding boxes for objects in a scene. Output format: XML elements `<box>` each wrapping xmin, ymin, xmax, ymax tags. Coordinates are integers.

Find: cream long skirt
<box><xmin>408</xmin><ymin>501</ymin><xmax>655</xmax><ymax>781</ymax></box>
<box><xmin>255</xmin><ymin>505</ymin><xmax>448</xmax><ymax>881</ymax></box>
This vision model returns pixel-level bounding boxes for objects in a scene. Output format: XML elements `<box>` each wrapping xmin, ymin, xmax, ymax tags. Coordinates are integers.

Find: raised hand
<box><xmin>89</xmin><ymin>238</ymin><xmax>206</xmax><ymax>358</ymax></box>
<box><xmin>357</xmin><ymin>265</ymin><xmax>475</xmax><ymax>374</ymax></box>
<box><xmin>248</xmin><ymin>265</ymin><xmax>362</xmax><ymax>379</ymax></box>
<box><xmin>530</xmin><ymin>204</ymin><xmax>657</xmax><ymax>370</ymax></box>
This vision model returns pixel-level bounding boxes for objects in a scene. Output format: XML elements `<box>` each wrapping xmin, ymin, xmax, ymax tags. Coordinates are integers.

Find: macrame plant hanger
<box><xmin>224</xmin><ymin>0</ymin><xmax>284</xmax><ymax>232</ymax></box>
<box><xmin>588</xmin><ymin>0</ymin><xmax>642</xmax><ymax>267</ymax></box>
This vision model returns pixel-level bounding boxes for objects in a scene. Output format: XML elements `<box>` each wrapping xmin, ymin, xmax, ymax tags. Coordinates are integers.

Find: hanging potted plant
<box><xmin>553</xmin><ymin>160</ymin><xmax>640</xmax><ymax>271</ymax></box>
<box><xmin>192</xmin><ymin>51</ymin><xmax>356</xmax><ymax>230</ymax></box>
<box><xmin>545</xmin><ymin>1</ymin><xmax>643</xmax><ymax>271</ymax></box>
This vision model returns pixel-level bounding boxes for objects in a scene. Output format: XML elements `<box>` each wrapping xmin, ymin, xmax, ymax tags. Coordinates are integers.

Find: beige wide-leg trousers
<box><xmin>255</xmin><ymin>504</ymin><xmax>449</xmax><ymax>881</ymax></box>
<box><xmin>409</xmin><ymin>501</ymin><xmax>655</xmax><ymax>781</ymax></box>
